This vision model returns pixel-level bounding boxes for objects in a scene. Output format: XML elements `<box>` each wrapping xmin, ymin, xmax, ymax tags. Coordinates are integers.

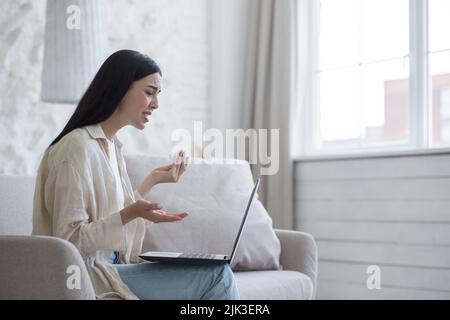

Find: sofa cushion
<box><xmin>125</xmin><ymin>155</ymin><xmax>281</xmax><ymax>271</ymax></box>
<box><xmin>234</xmin><ymin>270</ymin><xmax>314</xmax><ymax>300</ymax></box>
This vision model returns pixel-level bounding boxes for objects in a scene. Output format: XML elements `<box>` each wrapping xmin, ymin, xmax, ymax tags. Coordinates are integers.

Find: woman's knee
<box><xmin>216</xmin><ymin>264</ymin><xmax>240</xmax><ymax>299</ymax></box>
<box><xmin>218</xmin><ymin>264</ymin><xmax>234</xmax><ymax>281</ymax></box>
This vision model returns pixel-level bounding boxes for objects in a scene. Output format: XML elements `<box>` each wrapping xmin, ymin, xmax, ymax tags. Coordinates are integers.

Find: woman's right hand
<box><xmin>120</xmin><ymin>199</ymin><xmax>188</xmax><ymax>225</ymax></box>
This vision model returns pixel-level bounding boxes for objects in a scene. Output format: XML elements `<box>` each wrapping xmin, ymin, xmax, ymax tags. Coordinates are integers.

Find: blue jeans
<box><xmin>110</xmin><ymin>252</ymin><xmax>240</xmax><ymax>300</ymax></box>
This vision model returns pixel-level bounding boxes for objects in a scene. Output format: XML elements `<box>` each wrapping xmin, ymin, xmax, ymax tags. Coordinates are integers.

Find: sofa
<box><xmin>0</xmin><ymin>155</ymin><xmax>318</xmax><ymax>300</ymax></box>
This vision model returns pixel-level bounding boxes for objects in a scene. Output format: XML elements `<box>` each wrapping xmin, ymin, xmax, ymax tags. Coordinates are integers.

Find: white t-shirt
<box><xmin>106</xmin><ymin>138</ymin><xmax>125</xmax><ymax>209</ymax></box>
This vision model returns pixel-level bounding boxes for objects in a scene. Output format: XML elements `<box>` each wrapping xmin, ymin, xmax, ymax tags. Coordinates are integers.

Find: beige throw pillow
<box><xmin>125</xmin><ymin>155</ymin><xmax>281</xmax><ymax>271</ymax></box>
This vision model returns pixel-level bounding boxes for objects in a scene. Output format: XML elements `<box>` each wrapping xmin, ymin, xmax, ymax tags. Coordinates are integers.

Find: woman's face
<box><xmin>117</xmin><ymin>72</ymin><xmax>161</xmax><ymax>130</ymax></box>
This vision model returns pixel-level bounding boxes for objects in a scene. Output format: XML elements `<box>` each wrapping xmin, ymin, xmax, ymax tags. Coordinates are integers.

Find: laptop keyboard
<box><xmin>179</xmin><ymin>253</ymin><xmax>216</xmax><ymax>259</ymax></box>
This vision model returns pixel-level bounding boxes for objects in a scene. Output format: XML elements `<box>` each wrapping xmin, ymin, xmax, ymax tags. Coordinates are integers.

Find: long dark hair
<box><xmin>48</xmin><ymin>50</ymin><xmax>161</xmax><ymax>149</ymax></box>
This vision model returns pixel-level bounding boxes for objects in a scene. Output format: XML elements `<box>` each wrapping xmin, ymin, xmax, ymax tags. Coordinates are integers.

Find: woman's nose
<box><xmin>150</xmin><ymin>96</ymin><xmax>159</xmax><ymax>109</ymax></box>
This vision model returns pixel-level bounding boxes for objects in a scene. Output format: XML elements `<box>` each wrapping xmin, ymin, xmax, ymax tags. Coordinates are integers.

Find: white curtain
<box><xmin>242</xmin><ymin>0</ymin><xmax>302</xmax><ymax>230</ymax></box>
<box><xmin>293</xmin><ymin>0</ymin><xmax>313</xmax><ymax>159</ymax></box>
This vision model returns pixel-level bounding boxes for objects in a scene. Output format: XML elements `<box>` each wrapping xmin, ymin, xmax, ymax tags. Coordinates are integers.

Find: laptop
<box><xmin>139</xmin><ymin>177</ymin><xmax>261</xmax><ymax>265</ymax></box>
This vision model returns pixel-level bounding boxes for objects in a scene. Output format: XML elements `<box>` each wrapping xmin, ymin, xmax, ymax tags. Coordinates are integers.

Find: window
<box><xmin>304</xmin><ymin>0</ymin><xmax>450</xmax><ymax>155</ymax></box>
<box><xmin>429</xmin><ymin>0</ymin><xmax>450</xmax><ymax>147</ymax></box>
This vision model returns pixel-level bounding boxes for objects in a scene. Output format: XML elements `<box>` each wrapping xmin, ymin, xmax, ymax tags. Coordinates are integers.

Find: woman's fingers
<box><xmin>158</xmin><ymin>164</ymin><xmax>173</xmax><ymax>171</ymax></box>
<box><xmin>174</xmin><ymin>151</ymin><xmax>183</xmax><ymax>165</ymax></box>
<box><xmin>172</xmin><ymin>150</ymin><xmax>189</xmax><ymax>179</ymax></box>
<box><xmin>154</xmin><ymin>210</ymin><xmax>188</xmax><ymax>217</ymax></box>
<box><xmin>179</xmin><ymin>156</ymin><xmax>186</xmax><ymax>172</ymax></box>
<box><xmin>153</xmin><ymin>150</ymin><xmax>187</xmax><ymax>183</ymax></box>
<box><xmin>175</xmin><ymin>163</ymin><xmax>182</xmax><ymax>177</ymax></box>
<box><xmin>170</xmin><ymin>163</ymin><xmax>180</xmax><ymax>181</ymax></box>
<box><xmin>171</xmin><ymin>156</ymin><xmax>182</xmax><ymax>178</ymax></box>
<box><xmin>153</xmin><ymin>210</ymin><xmax>188</xmax><ymax>223</ymax></box>
<box><xmin>175</xmin><ymin>212</ymin><xmax>189</xmax><ymax>218</ymax></box>
<box><xmin>146</xmin><ymin>202</ymin><xmax>163</xmax><ymax>210</ymax></box>
<box><xmin>176</xmin><ymin>157</ymin><xmax>188</xmax><ymax>178</ymax></box>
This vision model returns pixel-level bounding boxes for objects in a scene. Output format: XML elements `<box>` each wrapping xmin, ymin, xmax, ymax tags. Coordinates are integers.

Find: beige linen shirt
<box><xmin>32</xmin><ymin>124</ymin><xmax>149</xmax><ymax>299</ymax></box>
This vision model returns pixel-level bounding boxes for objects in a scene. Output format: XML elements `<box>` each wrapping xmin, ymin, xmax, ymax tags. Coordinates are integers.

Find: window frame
<box><xmin>303</xmin><ymin>0</ymin><xmax>434</xmax><ymax>156</ymax></box>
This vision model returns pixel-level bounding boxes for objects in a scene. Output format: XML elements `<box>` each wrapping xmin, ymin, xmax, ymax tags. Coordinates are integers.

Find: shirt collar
<box><xmin>85</xmin><ymin>123</ymin><xmax>123</xmax><ymax>149</ymax></box>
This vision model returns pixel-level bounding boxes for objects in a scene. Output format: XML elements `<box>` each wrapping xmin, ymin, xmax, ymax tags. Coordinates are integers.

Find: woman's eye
<box><xmin>146</xmin><ymin>91</ymin><xmax>154</xmax><ymax>96</ymax></box>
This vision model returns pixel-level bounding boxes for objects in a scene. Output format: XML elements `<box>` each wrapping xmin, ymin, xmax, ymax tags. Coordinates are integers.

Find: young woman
<box><xmin>32</xmin><ymin>50</ymin><xmax>239</xmax><ymax>300</ymax></box>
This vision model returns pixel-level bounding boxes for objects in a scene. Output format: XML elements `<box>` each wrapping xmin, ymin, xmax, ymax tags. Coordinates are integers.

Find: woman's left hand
<box><xmin>137</xmin><ymin>151</ymin><xmax>188</xmax><ymax>197</ymax></box>
<box><xmin>151</xmin><ymin>160</ymin><xmax>187</xmax><ymax>184</ymax></box>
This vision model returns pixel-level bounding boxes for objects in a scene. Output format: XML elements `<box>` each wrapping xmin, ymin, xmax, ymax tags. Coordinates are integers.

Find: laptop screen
<box><xmin>228</xmin><ymin>177</ymin><xmax>261</xmax><ymax>264</ymax></box>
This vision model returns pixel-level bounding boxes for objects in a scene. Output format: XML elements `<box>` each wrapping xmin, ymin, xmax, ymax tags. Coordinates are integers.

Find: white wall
<box><xmin>0</xmin><ymin>0</ymin><xmax>210</xmax><ymax>175</ymax></box>
<box><xmin>295</xmin><ymin>152</ymin><xmax>450</xmax><ymax>299</ymax></box>
<box><xmin>209</xmin><ymin>0</ymin><xmax>250</xmax><ymax>131</ymax></box>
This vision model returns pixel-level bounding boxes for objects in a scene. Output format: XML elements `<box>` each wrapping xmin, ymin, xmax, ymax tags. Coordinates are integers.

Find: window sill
<box><xmin>294</xmin><ymin>147</ymin><xmax>450</xmax><ymax>163</ymax></box>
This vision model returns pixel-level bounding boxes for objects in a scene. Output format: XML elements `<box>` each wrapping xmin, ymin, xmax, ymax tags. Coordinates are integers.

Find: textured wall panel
<box><xmin>0</xmin><ymin>0</ymin><xmax>210</xmax><ymax>175</ymax></box>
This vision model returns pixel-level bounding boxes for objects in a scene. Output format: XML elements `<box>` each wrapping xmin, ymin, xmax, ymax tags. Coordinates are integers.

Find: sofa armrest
<box><xmin>275</xmin><ymin>229</ymin><xmax>318</xmax><ymax>295</ymax></box>
<box><xmin>0</xmin><ymin>235</ymin><xmax>95</xmax><ymax>300</ymax></box>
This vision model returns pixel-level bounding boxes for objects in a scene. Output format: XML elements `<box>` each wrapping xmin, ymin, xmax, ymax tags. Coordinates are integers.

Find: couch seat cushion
<box><xmin>234</xmin><ymin>270</ymin><xmax>314</xmax><ymax>300</ymax></box>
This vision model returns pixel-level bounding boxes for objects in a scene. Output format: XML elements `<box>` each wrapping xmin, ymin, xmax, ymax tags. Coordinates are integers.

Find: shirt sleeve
<box><xmin>133</xmin><ymin>190</ymin><xmax>144</xmax><ymax>201</ymax></box>
<box><xmin>132</xmin><ymin>190</ymin><xmax>155</xmax><ymax>227</ymax></box>
<box><xmin>47</xmin><ymin>161</ymin><xmax>126</xmax><ymax>256</ymax></box>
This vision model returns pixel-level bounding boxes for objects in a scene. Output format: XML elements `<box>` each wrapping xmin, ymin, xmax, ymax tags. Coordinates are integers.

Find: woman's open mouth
<box><xmin>142</xmin><ymin>111</ymin><xmax>152</xmax><ymax>122</ymax></box>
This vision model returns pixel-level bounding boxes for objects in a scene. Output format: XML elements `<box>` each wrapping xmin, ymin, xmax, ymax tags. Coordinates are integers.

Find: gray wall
<box><xmin>295</xmin><ymin>152</ymin><xmax>450</xmax><ymax>299</ymax></box>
